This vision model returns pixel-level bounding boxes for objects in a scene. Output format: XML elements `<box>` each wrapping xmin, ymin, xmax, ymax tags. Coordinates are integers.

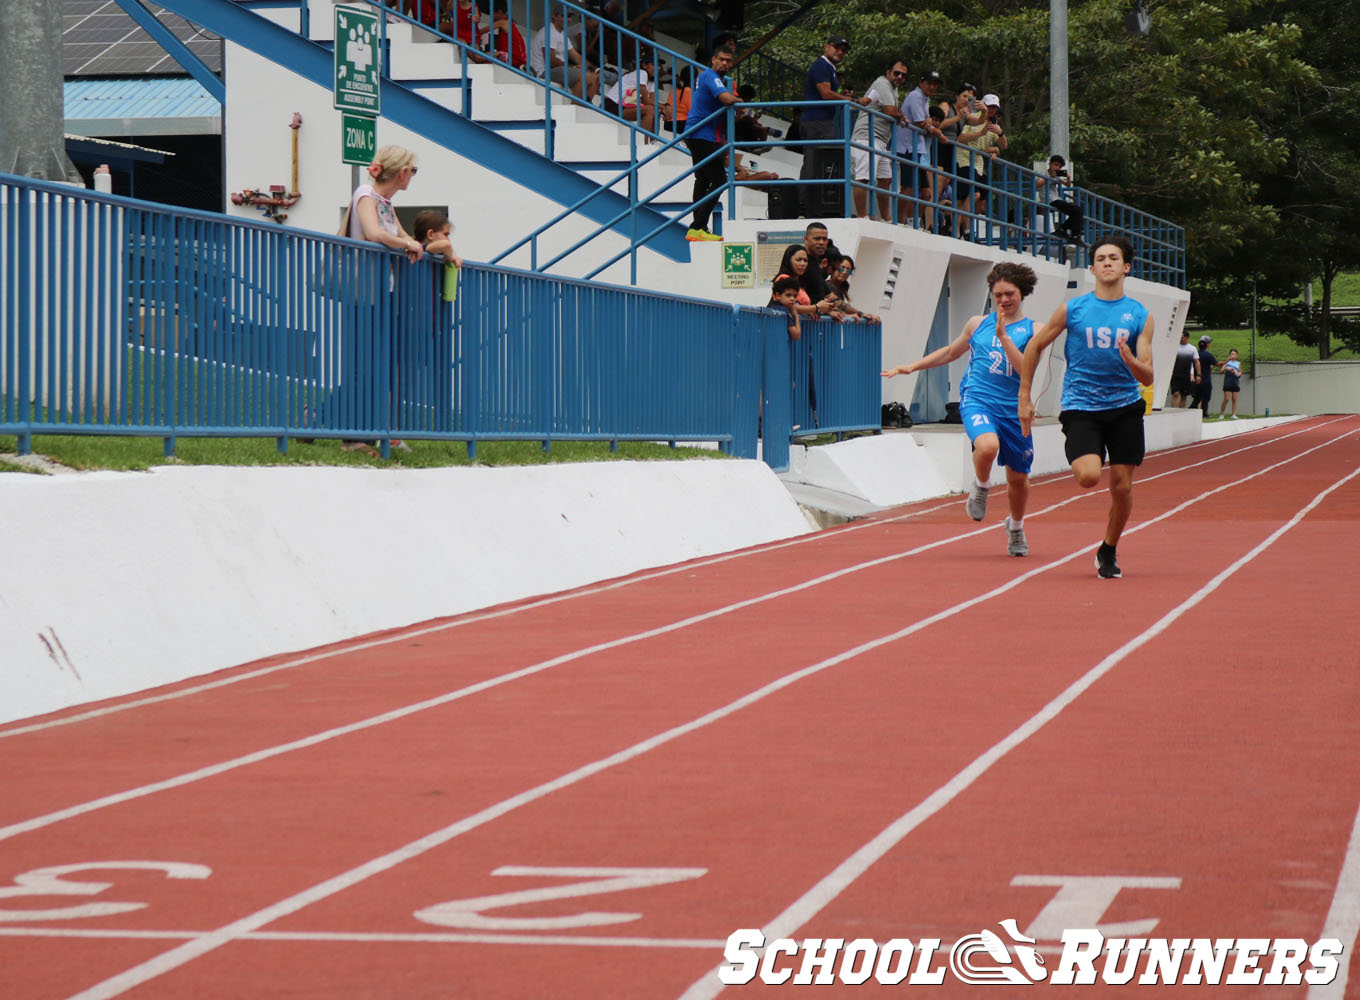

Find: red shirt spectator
<box><xmin>406</xmin><ymin>0</ymin><xmax>437</xmax><ymax>28</ymax></box>
<box><xmin>440</xmin><ymin>0</ymin><xmax>484</xmax><ymax>49</ymax></box>
<box><xmin>489</xmin><ymin>11</ymin><xmax>527</xmax><ymax>70</ymax></box>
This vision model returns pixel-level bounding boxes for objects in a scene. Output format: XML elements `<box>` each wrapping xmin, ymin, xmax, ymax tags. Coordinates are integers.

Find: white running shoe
<box><xmin>1004</xmin><ymin>516</ymin><xmax>1028</xmax><ymax>557</ymax></box>
<box><xmin>965</xmin><ymin>482</ymin><xmax>989</xmax><ymax>521</ymax></box>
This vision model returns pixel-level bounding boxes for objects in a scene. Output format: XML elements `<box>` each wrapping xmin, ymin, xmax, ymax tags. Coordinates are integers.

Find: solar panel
<box><xmin>63</xmin><ymin>0</ymin><xmax>223</xmax><ymax>77</ymax></box>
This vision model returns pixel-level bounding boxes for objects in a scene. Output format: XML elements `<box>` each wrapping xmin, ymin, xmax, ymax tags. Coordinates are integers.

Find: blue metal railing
<box><xmin>714</xmin><ymin>101</ymin><xmax>1187</xmax><ymax>288</ymax></box>
<box><xmin>502</xmin><ymin>95</ymin><xmax>1185</xmax><ymax>288</ymax></box>
<box><xmin>1</xmin><ymin>172</ymin><xmax>880</xmax><ymax>469</ymax></box>
<box><xmin>222</xmin><ymin>1</ymin><xmax>1184</xmax><ymax>286</ymax></box>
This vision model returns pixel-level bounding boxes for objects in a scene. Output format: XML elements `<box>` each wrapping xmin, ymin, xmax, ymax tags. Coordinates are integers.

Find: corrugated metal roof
<box><xmin>64</xmin><ymin>76</ymin><xmax>220</xmax><ymax>136</ymax></box>
<box><xmin>65</xmin><ymin>76</ymin><xmax>218</xmax><ymax>120</ymax></box>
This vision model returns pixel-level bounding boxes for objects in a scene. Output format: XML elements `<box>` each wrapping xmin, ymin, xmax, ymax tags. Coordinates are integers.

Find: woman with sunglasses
<box><xmin>336</xmin><ymin>146</ymin><xmax>425</xmax><ymax>454</ymax></box>
<box><xmin>824</xmin><ymin>254</ymin><xmax>881</xmax><ymax>323</ymax></box>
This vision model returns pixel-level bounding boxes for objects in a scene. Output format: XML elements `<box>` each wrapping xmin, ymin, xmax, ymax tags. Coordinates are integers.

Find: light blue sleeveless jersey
<box><xmin>1061</xmin><ymin>293</ymin><xmax>1149</xmax><ymax>411</ymax></box>
<box><xmin>961</xmin><ymin>313</ymin><xmax>1034</xmax><ymax>415</ymax></box>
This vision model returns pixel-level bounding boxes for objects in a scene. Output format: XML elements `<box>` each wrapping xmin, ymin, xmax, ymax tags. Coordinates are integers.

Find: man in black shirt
<box><xmin>1193</xmin><ymin>334</ymin><xmax>1218</xmax><ymax>417</ymax></box>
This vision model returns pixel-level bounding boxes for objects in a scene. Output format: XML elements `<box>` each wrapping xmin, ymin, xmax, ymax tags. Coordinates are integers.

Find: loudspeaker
<box><xmin>767</xmin><ymin>187</ymin><xmax>801</xmax><ymax>220</ymax></box>
<box><xmin>801</xmin><ymin>146</ymin><xmax>847</xmax><ymax>219</ymax></box>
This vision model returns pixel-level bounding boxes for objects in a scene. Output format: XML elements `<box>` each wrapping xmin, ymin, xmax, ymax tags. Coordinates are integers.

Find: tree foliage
<box><xmin>745</xmin><ymin>0</ymin><xmax>1359</xmax><ymax>354</ymax></box>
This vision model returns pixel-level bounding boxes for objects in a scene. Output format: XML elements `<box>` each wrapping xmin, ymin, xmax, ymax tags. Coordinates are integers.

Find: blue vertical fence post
<box><xmin>761</xmin><ymin>318</ymin><xmax>792</xmax><ymax>473</ymax></box>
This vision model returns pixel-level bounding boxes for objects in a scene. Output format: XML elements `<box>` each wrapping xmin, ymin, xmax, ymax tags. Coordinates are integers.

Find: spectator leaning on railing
<box><xmin>897</xmin><ymin>69</ymin><xmax>945</xmax><ymax>231</ymax></box>
<box><xmin>338</xmin><ymin>145</ymin><xmax>426</xmax><ymax>456</ymax></box>
<box><xmin>849</xmin><ymin>59</ymin><xmax>909</xmax><ymax>221</ymax></box>
<box><xmin>798</xmin><ymin>36</ymin><xmax>871</xmax><ymax>189</ymax></box>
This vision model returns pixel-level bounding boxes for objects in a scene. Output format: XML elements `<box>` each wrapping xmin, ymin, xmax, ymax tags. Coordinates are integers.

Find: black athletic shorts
<box><xmin>1170</xmin><ymin>375</ymin><xmax>1194</xmax><ymax>397</ymax></box>
<box><xmin>1060</xmin><ymin>399</ymin><xmax>1146</xmax><ymax>467</ymax></box>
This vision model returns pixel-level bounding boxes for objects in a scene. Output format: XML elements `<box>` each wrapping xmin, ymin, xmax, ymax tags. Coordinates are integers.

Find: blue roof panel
<box><xmin>65</xmin><ymin>76</ymin><xmax>219</xmax><ymax>122</ymax></box>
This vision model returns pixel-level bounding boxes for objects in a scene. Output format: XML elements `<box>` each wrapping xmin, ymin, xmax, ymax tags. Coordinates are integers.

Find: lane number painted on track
<box><xmin>0</xmin><ymin>861</ymin><xmax>212</xmax><ymax>922</ymax></box>
<box><xmin>1012</xmin><ymin>874</ymin><xmax>1182</xmax><ymax>939</ymax></box>
<box><xmin>414</xmin><ymin>866</ymin><xmax>708</xmax><ymax>931</ymax></box>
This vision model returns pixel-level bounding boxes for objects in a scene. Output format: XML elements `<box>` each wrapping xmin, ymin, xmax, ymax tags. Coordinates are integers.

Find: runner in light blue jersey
<box><xmin>883</xmin><ymin>261</ymin><xmax>1039</xmax><ymax>556</ymax></box>
<box><xmin>1018</xmin><ymin>234</ymin><xmax>1156</xmax><ymax>579</ymax></box>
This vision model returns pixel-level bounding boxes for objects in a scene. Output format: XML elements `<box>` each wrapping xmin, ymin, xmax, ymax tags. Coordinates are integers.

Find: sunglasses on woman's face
<box><xmin>837</xmin><ymin>265</ymin><xmax>853</xmax><ymax>274</ymax></box>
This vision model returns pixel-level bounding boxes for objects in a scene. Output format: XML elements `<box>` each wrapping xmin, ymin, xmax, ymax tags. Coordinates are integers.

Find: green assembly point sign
<box><xmin>722</xmin><ymin>242</ymin><xmax>755</xmax><ymax>289</ymax></box>
<box><xmin>334</xmin><ymin>6</ymin><xmax>381</xmax><ymax>114</ymax></box>
<box><xmin>341</xmin><ymin>113</ymin><xmax>377</xmax><ymax>166</ymax></box>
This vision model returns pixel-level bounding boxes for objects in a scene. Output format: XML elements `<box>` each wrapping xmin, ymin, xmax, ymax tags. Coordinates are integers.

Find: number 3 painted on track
<box><xmin>414</xmin><ymin>865</ymin><xmax>707</xmax><ymax>931</ymax></box>
<box><xmin>0</xmin><ymin>861</ymin><xmax>211</xmax><ymax>921</ymax></box>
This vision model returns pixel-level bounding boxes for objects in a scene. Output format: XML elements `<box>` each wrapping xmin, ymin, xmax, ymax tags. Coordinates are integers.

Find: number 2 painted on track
<box><xmin>413</xmin><ymin>866</ymin><xmax>707</xmax><ymax>931</ymax></box>
<box><xmin>0</xmin><ymin>861</ymin><xmax>212</xmax><ymax>921</ymax></box>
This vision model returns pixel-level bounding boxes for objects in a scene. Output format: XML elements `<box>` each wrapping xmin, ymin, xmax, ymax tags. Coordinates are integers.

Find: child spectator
<box><xmin>775</xmin><ymin>243</ymin><xmax>835</xmax><ymax>319</ymax></box>
<box><xmin>406</xmin><ymin>0</ymin><xmax>438</xmax><ymax>29</ymax></box>
<box><xmin>440</xmin><ymin>0</ymin><xmax>486</xmax><ymax>59</ymax></box>
<box><xmin>1218</xmin><ymin>348</ymin><xmax>1242</xmax><ymax>418</ymax></box>
<box><xmin>412</xmin><ymin>209</ymin><xmax>463</xmax><ymax>268</ymax></box>
<box><xmin>769</xmin><ymin>275</ymin><xmax>802</xmax><ymax>340</ymax></box>
<box><xmin>734</xmin><ymin>84</ymin><xmax>771</xmax><ymax>148</ymax></box>
<box><xmin>660</xmin><ymin>68</ymin><xmax>692</xmax><ymax>134</ymax></box>
<box><xmin>487</xmin><ymin>7</ymin><xmax>526</xmax><ymax>70</ymax></box>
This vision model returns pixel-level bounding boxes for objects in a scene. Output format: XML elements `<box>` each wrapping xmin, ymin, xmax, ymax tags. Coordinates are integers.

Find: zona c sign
<box><xmin>341</xmin><ymin>113</ymin><xmax>377</xmax><ymax>166</ymax></box>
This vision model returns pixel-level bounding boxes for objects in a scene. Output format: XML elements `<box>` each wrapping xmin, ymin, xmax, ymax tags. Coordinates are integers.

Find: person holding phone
<box><xmin>1037</xmin><ymin>154</ymin><xmax>1086</xmax><ymax>245</ymax></box>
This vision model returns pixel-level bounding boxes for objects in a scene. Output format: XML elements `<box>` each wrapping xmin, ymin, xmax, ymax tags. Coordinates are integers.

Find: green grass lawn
<box><xmin>0</xmin><ymin>433</ymin><xmax>724</xmax><ymax>474</ymax></box>
<box><xmin>1188</xmin><ymin>329</ymin><xmax>1354</xmax><ymax>374</ymax></box>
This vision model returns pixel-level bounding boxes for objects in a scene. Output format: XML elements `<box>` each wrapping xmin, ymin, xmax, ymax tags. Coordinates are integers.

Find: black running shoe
<box><xmin>1095</xmin><ymin>542</ymin><xmax>1121</xmax><ymax>579</ymax></box>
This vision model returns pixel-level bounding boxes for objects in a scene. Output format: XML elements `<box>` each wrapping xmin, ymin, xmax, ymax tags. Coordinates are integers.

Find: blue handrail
<box><xmin>1</xmin><ymin>171</ymin><xmax>881</xmax><ymax>469</ymax></box>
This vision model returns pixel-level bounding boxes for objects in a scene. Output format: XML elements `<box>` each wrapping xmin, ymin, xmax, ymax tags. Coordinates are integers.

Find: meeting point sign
<box><xmin>718</xmin><ymin>922</ymin><xmax>1343</xmax><ymax>987</ymax></box>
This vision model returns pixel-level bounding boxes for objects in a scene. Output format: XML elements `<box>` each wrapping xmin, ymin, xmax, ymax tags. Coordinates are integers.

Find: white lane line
<box><xmin>3</xmin><ymin>416</ymin><xmax>1340</xmax><ymax>741</ymax></box>
<box><xmin>0</xmin><ymin>927</ymin><xmax>725</xmax><ymax>949</ymax></box>
<box><xmin>61</xmin><ymin>446</ymin><xmax>1360</xmax><ymax>1000</ymax></box>
<box><xmin>678</xmin><ymin>461</ymin><xmax>1360</xmax><ymax>1000</ymax></box>
<box><xmin>4</xmin><ymin>424</ymin><xmax>1355</xmax><ymax>849</ymax></box>
<box><xmin>1310</xmin><ymin>797</ymin><xmax>1360</xmax><ymax>1000</ymax></box>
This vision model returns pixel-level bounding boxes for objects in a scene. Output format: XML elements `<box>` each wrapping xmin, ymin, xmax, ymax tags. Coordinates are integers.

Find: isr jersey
<box><xmin>961</xmin><ymin>313</ymin><xmax>1034</xmax><ymax>415</ymax></box>
<box><xmin>1061</xmin><ymin>293</ymin><xmax>1150</xmax><ymax>411</ymax></box>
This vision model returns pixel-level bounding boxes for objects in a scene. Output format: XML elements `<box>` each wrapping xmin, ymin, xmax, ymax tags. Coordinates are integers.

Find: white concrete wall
<box><xmin>0</xmin><ymin>460</ymin><xmax>813</xmax><ymax>725</ymax></box>
<box><xmin>1251</xmin><ymin>363</ymin><xmax>1360</xmax><ymax>415</ymax></box>
<box><xmin>778</xmin><ymin>407</ymin><xmax>1206</xmax><ymax>507</ymax></box>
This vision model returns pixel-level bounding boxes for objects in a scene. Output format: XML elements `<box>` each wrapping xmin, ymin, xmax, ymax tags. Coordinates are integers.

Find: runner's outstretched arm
<box><xmin>1018</xmin><ymin>303</ymin><xmax>1067</xmax><ymax>435</ymax></box>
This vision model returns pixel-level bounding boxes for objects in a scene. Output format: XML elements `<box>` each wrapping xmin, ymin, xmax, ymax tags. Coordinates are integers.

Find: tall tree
<box><xmin>1245</xmin><ymin>0</ymin><xmax>1360</xmax><ymax>357</ymax></box>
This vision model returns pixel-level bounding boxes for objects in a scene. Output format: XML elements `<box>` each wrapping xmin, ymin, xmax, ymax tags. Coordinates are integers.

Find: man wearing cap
<box><xmin>1193</xmin><ymin>334</ymin><xmax>1218</xmax><ymax>417</ymax></box>
<box><xmin>897</xmin><ymin>69</ymin><xmax>945</xmax><ymax>231</ymax></box>
<box><xmin>1168</xmin><ymin>330</ymin><xmax>1201</xmax><ymax>407</ymax></box>
<box><xmin>799</xmin><ymin>37</ymin><xmax>871</xmax><ymax>204</ymax></box>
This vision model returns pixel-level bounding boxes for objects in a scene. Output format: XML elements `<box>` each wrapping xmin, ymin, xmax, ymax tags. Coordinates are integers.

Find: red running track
<box><xmin>1</xmin><ymin>416</ymin><xmax>1358</xmax><ymax>999</ymax></box>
